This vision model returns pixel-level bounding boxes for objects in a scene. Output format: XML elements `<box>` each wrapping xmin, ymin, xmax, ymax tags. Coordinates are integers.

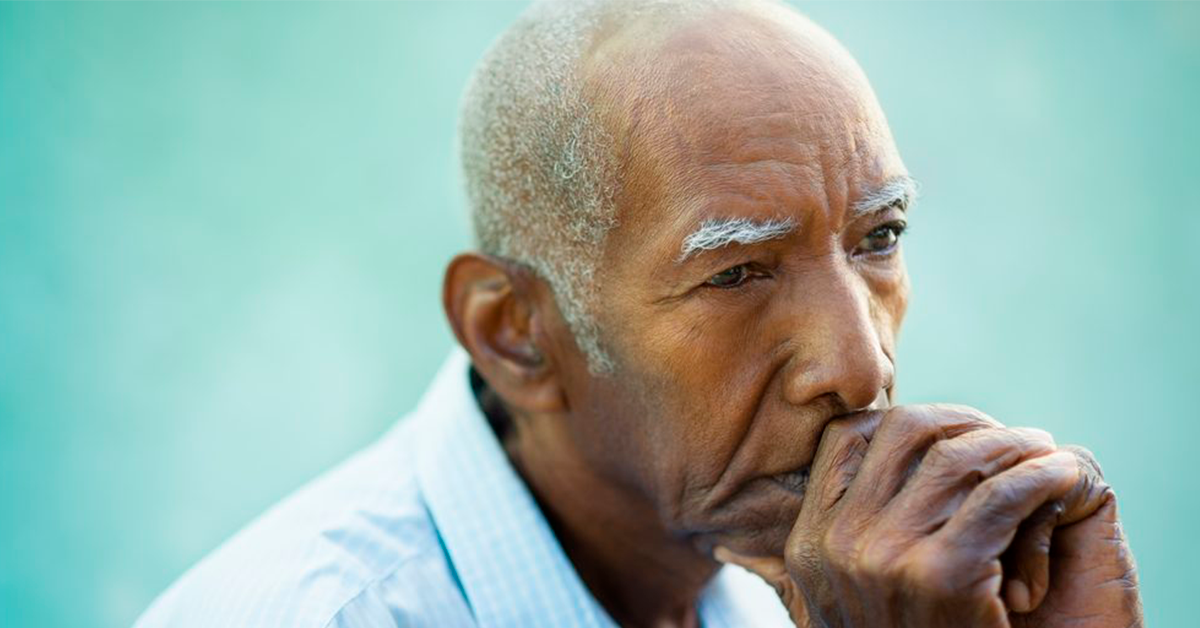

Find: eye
<box><xmin>705</xmin><ymin>263</ymin><xmax>753</xmax><ymax>289</ymax></box>
<box><xmin>857</xmin><ymin>221</ymin><xmax>907</xmax><ymax>256</ymax></box>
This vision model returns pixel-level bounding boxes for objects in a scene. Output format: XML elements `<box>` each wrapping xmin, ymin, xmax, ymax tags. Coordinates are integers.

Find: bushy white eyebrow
<box><xmin>678</xmin><ymin>217</ymin><xmax>797</xmax><ymax>262</ymax></box>
<box><xmin>851</xmin><ymin>175</ymin><xmax>920</xmax><ymax>217</ymax></box>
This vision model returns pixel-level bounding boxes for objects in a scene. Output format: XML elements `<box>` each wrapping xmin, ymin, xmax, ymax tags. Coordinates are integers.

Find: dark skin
<box><xmin>444</xmin><ymin>7</ymin><xmax>1142</xmax><ymax>628</ymax></box>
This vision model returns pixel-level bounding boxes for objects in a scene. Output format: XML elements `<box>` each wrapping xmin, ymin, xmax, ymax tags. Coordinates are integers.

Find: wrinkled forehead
<box><xmin>583</xmin><ymin>6</ymin><xmax>905</xmax><ymax>250</ymax></box>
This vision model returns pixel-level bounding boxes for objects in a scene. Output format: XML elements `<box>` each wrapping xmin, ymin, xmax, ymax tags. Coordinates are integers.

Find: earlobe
<box><xmin>442</xmin><ymin>253</ymin><xmax>566</xmax><ymax>414</ymax></box>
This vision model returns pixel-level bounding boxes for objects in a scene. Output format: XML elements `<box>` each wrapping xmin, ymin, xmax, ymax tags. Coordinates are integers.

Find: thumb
<box><xmin>713</xmin><ymin>546</ymin><xmax>789</xmax><ymax>585</ymax></box>
<box><xmin>714</xmin><ymin>546</ymin><xmax>810</xmax><ymax>626</ymax></box>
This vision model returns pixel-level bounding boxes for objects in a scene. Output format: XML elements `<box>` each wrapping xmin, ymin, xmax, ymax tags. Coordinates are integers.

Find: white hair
<box><xmin>679</xmin><ymin>217</ymin><xmax>798</xmax><ymax>261</ymax></box>
<box><xmin>677</xmin><ymin>176</ymin><xmax>917</xmax><ymax>262</ymax></box>
<box><xmin>459</xmin><ymin>0</ymin><xmax>784</xmax><ymax>373</ymax></box>
<box><xmin>851</xmin><ymin>175</ymin><xmax>920</xmax><ymax>216</ymax></box>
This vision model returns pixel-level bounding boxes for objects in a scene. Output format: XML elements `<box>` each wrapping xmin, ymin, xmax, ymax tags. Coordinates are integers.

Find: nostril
<box><xmin>813</xmin><ymin>391</ymin><xmax>851</xmax><ymax>417</ymax></box>
<box><xmin>840</xmin><ymin>368</ymin><xmax>891</xmax><ymax>414</ymax></box>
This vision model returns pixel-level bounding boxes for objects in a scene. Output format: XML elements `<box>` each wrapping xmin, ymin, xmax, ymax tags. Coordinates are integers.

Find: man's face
<box><xmin>553</xmin><ymin>11</ymin><xmax>911</xmax><ymax>557</ymax></box>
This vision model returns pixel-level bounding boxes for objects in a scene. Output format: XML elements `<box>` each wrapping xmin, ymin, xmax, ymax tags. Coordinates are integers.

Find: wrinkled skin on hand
<box><xmin>716</xmin><ymin>405</ymin><xmax>1143</xmax><ymax>628</ymax></box>
<box><xmin>1007</xmin><ymin>446</ymin><xmax>1143</xmax><ymax>628</ymax></box>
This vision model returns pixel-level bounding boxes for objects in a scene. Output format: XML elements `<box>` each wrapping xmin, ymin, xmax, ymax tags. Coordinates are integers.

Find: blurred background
<box><xmin>1</xmin><ymin>2</ymin><xmax>1197</xmax><ymax>626</ymax></box>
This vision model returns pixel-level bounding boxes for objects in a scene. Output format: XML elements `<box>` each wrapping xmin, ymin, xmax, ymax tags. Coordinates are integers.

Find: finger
<box><xmin>713</xmin><ymin>546</ymin><xmax>789</xmax><ymax>585</ymax></box>
<box><xmin>883</xmin><ymin>426</ymin><xmax>1058</xmax><ymax>535</ymax></box>
<box><xmin>1001</xmin><ymin>500</ymin><xmax>1062</xmax><ymax>612</ymax></box>
<box><xmin>787</xmin><ymin>410</ymin><xmax>881</xmax><ymax>626</ymax></box>
<box><xmin>1005</xmin><ymin>446</ymin><xmax>1114</xmax><ymax>615</ymax></box>
<box><xmin>1056</xmin><ymin>445</ymin><xmax>1112</xmax><ymax>527</ymax></box>
<box><xmin>842</xmin><ymin>404</ymin><xmax>1003</xmax><ymax>515</ymax></box>
<box><xmin>1040</xmin><ymin>485</ymin><xmax>1141</xmax><ymax>615</ymax></box>
<box><xmin>937</xmin><ymin>450</ymin><xmax>1079</xmax><ymax>560</ymax></box>
<box><xmin>1015</xmin><ymin>460</ymin><xmax>1143</xmax><ymax>626</ymax></box>
<box><xmin>714</xmin><ymin>547</ymin><xmax>811</xmax><ymax>627</ymax></box>
<box><xmin>800</xmin><ymin>409</ymin><xmax>882</xmax><ymax>521</ymax></box>
<box><xmin>1003</xmin><ymin>446</ymin><xmax>1112</xmax><ymax>614</ymax></box>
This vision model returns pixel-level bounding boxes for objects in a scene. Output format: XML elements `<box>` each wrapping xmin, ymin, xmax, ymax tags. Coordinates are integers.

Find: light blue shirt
<box><xmin>135</xmin><ymin>349</ymin><xmax>791</xmax><ymax>627</ymax></box>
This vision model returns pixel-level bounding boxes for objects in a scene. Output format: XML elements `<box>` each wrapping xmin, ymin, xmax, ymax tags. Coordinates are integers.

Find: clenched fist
<box><xmin>716</xmin><ymin>404</ymin><xmax>1143</xmax><ymax>628</ymax></box>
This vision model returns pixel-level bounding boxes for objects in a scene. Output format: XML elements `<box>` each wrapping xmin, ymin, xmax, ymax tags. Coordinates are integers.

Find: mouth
<box><xmin>769</xmin><ymin>467</ymin><xmax>810</xmax><ymax>497</ymax></box>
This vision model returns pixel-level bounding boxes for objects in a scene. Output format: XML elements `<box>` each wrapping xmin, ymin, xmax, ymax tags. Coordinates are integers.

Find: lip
<box><xmin>760</xmin><ymin>403</ymin><xmax>888</xmax><ymax>500</ymax></box>
<box><xmin>769</xmin><ymin>467</ymin><xmax>810</xmax><ymax>496</ymax></box>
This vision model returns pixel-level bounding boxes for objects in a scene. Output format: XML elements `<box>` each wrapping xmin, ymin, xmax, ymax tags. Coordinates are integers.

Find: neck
<box><xmin>503</xmin><ymin>416</ymin><xmax>719</xmax><ymax>628</ymax></box>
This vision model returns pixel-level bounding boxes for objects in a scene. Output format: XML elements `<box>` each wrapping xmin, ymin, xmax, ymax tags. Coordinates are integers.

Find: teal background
<box><xmin>1</xmin><ymin>2</ymin><xmax>1196</xmax><ymax>626</ymax></box>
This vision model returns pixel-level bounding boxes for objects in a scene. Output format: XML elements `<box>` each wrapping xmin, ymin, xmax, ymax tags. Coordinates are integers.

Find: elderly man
<box><xmin>136</xmin><ymin>0</ymin><xmax>1143</xmax><ymax>626</ymax></box>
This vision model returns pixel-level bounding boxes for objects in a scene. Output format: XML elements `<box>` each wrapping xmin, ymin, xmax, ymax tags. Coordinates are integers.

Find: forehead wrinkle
<box><xmin>851</xmin><ymin>175</ymin><xmax>919</xmax><ymax>217</ymax></box>
<box><xmin>678</xmin><ymin>216</ymin><xmax>797</xmax><ymax>262</ymax></box>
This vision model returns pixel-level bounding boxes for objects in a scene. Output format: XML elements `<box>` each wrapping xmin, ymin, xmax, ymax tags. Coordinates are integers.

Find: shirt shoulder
<box><xmin>134</xmin><ymin>416</ymin><xmax>473</xmax><ymax>628</ymax></box>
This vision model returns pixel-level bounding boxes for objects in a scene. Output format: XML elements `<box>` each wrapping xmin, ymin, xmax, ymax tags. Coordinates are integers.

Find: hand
<box><xmin>1007</xmin><ymin>445</ymin><xmax>1143</xmax><ymax>628</ymax></box>
<box><xmin>714</xmin><ymin>404</ymin><xmax>1143</xmax><ymax>628</ymax></box>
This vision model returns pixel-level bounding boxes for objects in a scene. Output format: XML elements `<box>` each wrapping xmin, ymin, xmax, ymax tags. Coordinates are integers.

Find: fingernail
<box><xmin>1006</xmin><ymin>578</ymin><xmax>1031</xmax><ymax>613</ymax></box>
<box><xmin>712</xmin><ymin>546</ymin><xmax>732</xmax><ymax>564</ymax></box>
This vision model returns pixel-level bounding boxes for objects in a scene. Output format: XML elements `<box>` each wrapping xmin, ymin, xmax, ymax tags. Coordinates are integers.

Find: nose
<box><xmin>782</xmin><ymin>269</ymin><xmax>895</xmax><ymax>413</ymax></box>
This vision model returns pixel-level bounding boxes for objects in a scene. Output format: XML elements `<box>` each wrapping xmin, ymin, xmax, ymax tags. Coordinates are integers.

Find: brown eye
<box><xmin>706</xmin><ymin>264</ymin><xmax>751</xmax><ymax>288</ymax></box>
<box><xmin>858</xmin><ymin>221</ymin><xmax>907</xmax><ymax>255</ymax></box>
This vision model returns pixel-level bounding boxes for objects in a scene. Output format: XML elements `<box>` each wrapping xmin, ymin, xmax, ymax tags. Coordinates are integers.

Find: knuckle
<box><xmin>925</xmin><ymin>437</ymin><xmax>957</xmax><ymax>460</ymax></box>
<box><xmin>786</xmin><ymin>534</ymin><xmax>822</xmax><ymax>576</ymax></box>
<box><xmin>900</xmin><ymin>548</ymin><xmax>956</xmax><ymax>598</ymax></box>
<box><xmin>923</xmin><ymin>437</ymin><xmax>969</xmax><ymax>474</ymax></box>
<box><xmin>885</xmin><ymin>404</ymin><xmax>936</xmax><ymax>433</ymax></box>
<box><xmin>855</xmin><ymin>536</ymin><xmax>901</xmax><ymax>581</ymax></box>
<box><xmin>926</xmin><ymin>403</ymin><xmax>1003</xmax><ymax>430</ymax></box>
<box><xmin>1012</xmin><ymin>426</ymin><xmax>1056</xmax><ymax>447</ymax></box>
<box><xmin>820</xmin><ymin>525</ymin><xmax>852</xmax><ymax>558</ymax></box>
<box><xmin>1061</xmin><ymin>444</ymin><xmax>1105</xmax><ymax>480</ymax></box>
<box><xmin>1004</xmin><ymin>427</ymin><xmax>1058</xmax><ymax>460</ymax></box>
<box><xmin>973</xmin><ymin>476</ymin><xmax>1024</xmax><ymax>518</ymax></box>
<box><xmin>881</xmin><ymin>405</ymin><xmax>942</xmax><ymax>452</ymax></box>
<box><xmin>892</xmin><ymin>404</ymin><xmax>1000</xmax><ymax>444</ymax></box>
<box><xmin>819</xmin><ymin>524</ymin><xmax>863</xmax><ymax>574</ymax></box>
<box><xmin>973</xmin><ymin>476</ymin><xmax>1006</xmax><ymax>503</ymax></box>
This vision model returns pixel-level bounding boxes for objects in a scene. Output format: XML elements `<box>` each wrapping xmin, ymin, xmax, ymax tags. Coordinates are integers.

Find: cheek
<box><xmin>605</xmin><ymin>306</ymin><xmax>778</xmax><ymax>510</ymax></box>
<box><xmin>893</xmin><ymin>262</ymin><xmax>911</xmax><ymax>324</ymax></box>
<box><xmin>568</xmin><ymin>373</ymin><xmax>659</xmax><ymax>492</ymax></box>
<box><xmin>860</xmin><ymin>254</ymin><xmax>910</xmax><ymax>336</ymax></box>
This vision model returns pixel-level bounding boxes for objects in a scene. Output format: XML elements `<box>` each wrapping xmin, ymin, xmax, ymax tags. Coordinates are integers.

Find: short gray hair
<box><xmin>459</xmin><ymin>0</ymin><xmax>774</xmax><ymax>373</ymax></box>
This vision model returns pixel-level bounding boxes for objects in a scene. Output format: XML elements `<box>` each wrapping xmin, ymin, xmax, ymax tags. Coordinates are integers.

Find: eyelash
<box><xmin>701</xmin><ymin>221</ymin><xmax>908</xmax><ymax>290</ymax></box>
<box><xmin>857</xmin><ymin>220</ymin><xmax>908</xmax><ymax>257</ymax></box>
<box><xmin>703</xmin><ymin>262</ymin><xmax>770</xmax><ymax>290</ymax></box>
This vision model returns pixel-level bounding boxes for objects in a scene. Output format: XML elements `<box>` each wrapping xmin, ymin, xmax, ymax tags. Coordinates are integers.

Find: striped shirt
<box><xmin>134</xmin><ymin>348</ymin><xmax>791</xmax><ymax>627</ymax></box>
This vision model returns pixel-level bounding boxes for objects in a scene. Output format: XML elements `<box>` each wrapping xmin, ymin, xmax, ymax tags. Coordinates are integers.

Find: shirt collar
<box><xmin>414</xmin><ymin>348</ymin><xmax>789</xmax><ymax>628</ymax></box>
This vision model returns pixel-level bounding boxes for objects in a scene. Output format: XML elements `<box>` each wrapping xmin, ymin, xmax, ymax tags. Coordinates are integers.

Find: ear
<box><xmin>442</xmin><ymin>253</ymin><xmax>567</xmax><ymax>415</ymax></box>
